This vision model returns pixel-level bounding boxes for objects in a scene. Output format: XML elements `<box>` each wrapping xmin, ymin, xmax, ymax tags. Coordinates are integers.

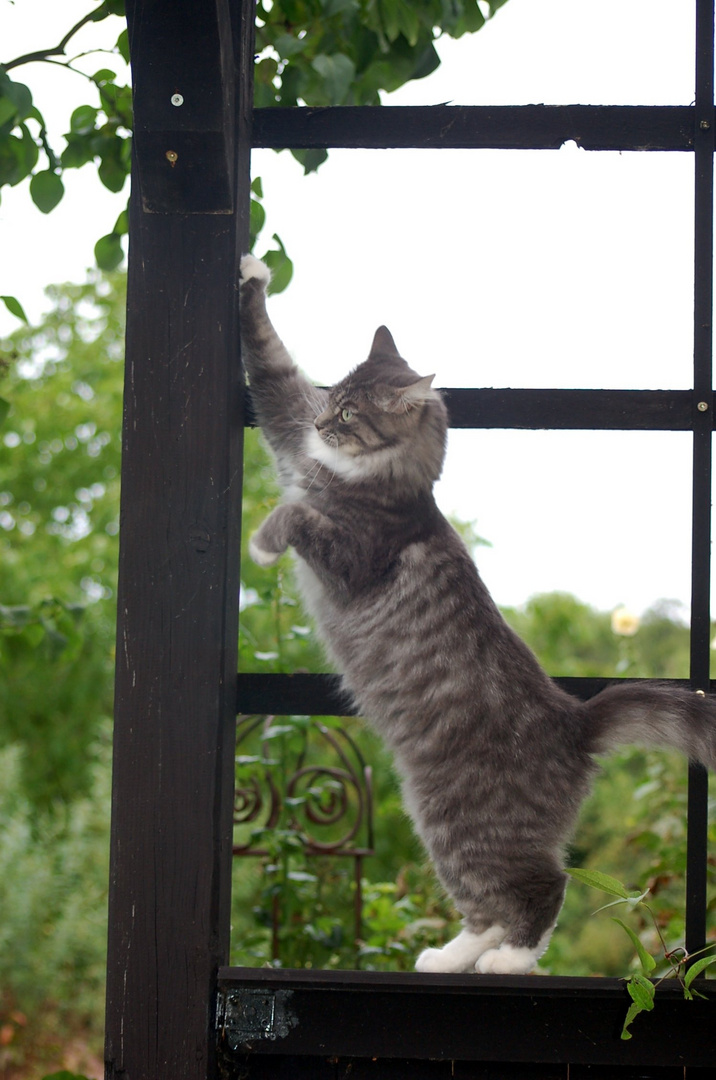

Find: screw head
<box><xmin>165</xmin><ymin>150</ymin><xmax>178</xmax><ymax>165</ymax></box>
<box><xmin>698</xmin><ymin>400</ymin><xmax>709</xmax><ymax>412</ymax></box>
<box><xmin>701</xmin><ymin>119</ymin><xmax>711</xmax><ymax>130</ymax></box>
<box><xmin>171</xmin><ymin>93</ymin><xmax>184</xmax><ymax>107</ymax></box>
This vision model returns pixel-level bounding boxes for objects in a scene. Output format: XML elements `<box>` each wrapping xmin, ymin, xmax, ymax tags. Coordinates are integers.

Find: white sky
<box><xmin>0</xmin><ymin>0</ymin><xmax>708</xmax><ymax>619</ymax></box>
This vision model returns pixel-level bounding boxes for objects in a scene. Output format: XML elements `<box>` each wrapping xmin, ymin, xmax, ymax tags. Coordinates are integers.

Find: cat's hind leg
<box><xmin>475</xmin><ymin>927</ymin><xmax>555</xmax><ymax>975</ymax></box>
<box><xmin>415</xmin><ymin>924</ymin><xmax>506</xmax><ymax>974</ymax></box>
<box><xmin>475</xmin><ymin>870</ymin><xmax>566</xmax><ymax>975</ymax></box>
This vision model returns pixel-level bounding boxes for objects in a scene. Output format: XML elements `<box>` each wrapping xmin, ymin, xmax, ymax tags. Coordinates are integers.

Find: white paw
<box><xmin>476</xmin><ymin>945</ymin><xmax>539</xmax><ymax>975</ymax></box>
<box><xmin>249</xmin><ymin>535</ymin><xmax>281</xmax><ymax>566</ymax></box>
<box><xmin>415</xmin><ymin>948</ymin><xmax>451</xmax><ymax>973</ymax></box>
<box><xmin>415</xmin><ymin>926</ymin><xmax>506</xmax><ymax>974</ymax></box>
<box><xmin>240</xmin><ymin>254</ymin><xmax>271</xmax><ymax>287</ymax></box>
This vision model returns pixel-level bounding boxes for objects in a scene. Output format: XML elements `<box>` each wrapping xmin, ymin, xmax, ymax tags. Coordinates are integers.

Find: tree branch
<box><xmin>3</xmin><ymin>10</ymin><xmax>98</xmax><ymax>72</ymax></box>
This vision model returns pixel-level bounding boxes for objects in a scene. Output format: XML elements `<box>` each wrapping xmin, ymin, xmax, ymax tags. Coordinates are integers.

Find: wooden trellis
<box><xmin>106</xmin><ymin>2</ymin><xmax>716</xmax><ymax>1077</ymax></box>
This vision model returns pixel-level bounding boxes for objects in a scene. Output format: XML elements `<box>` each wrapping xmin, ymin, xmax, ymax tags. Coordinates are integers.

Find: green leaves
<box><xmin>611</xmin><ymin>917</ymin><xmax>656</xmax><ymax>975</ymax></box>
<box><xmin>94</xmin><ymin>205</ymin><xmax>128</xmax><ymax>270</ymax></box>
<box><xmin>116</xmin><ymin>28</ymin><xmax>130</xmax><ymax>63</ymax></box>
<box><xmin>249</xmin><ymin>179</ymin><xmax>293</xmax><ymax>294</ymax></box>
<box><xmin>685</xmin><ymin>952</ymin><xmax>716</xmax><ymax>984</ymax></box>
<box><xmin>621</xmin><ymin>972</ymin><xmax>655</xmax><ymax>1039</ymax></box>
<box><xmin>249</xmin><ymin>196</ymin><xmax>266</xmax><ymax>248</ymax></box>
<box><xmin>570</xmin><ymin>866</ymin><xmax>716</xmax><ymax>1040</ymax></box>
<box><xmin>70</xmin><ymin>104</ymin><xmax>99</xmax><ymax>136</ymax></box>
<box><xmin>0</xmin><ymin>72</ymin><xmax>33</xmax><ymax>125</ymax></box>
<box><xmin>255</xmin><ymin>0</ymin><xmax>506</xmax><ymax>111</ymax></box>
<box><xmin>1</xmin><ymin>9</ymin><xmax>131</xmax><ymax>269</ymax></box>
<box><xmin>29</xmin><ymin>170</ymin><xmax>64</xmax><ymax>213</ymax></box>
<box><xmin>566</xmin><ymin>867</ymin><xmax>638</xmax><ymax>899</ymax></box>
<box><xmin>290</xmin><ymin>148</ymin><xmax>329</xmax><ymax>175</ymax></box>
<box><xmin>40</xmin><ymin>1072</ymin><xmax>94</xmax><ymax>1080</ymax></box>
<box><xmin>97</xmin><ymin>144</ymin><xmax>127</xmax><ymax>192</ymax></box>
<box><xmin>94</xmin><ymin>232</ymin><xmax>124</xmax><ymax>271</ymax></box>
<box><xmin>263</xmin><ymin>235</ymin><xmax>294</xmax><ymax>295</ymax></box>
<box><xmin>311</xmin><ymin>53</ymin><xmax>357</xmax><ymax>104</ymax></box>
<box><xmin>1</xmin><ymin>598</ymin><xmax>85</xmax><ymax>663</ymax></box>
<box><xmin>0</xmin><ymin>121</ymin><xmax>39</xmax><ymax>187</ymax></box>
<box><xmin>0</xmin><ymin>295</ymin><xmax>28</xmax><ymax>323</ymax></box>
<box><xmin>1</xmin><ymin>0</ymin><xmax>510</xmax><ymax>282</ymax></box>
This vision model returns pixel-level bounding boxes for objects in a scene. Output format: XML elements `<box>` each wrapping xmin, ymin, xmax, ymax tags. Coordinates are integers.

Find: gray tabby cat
<box><xmin>239</xmin><ymin>253</ymin><xmax>716</xmax><ymax>975</ymax></box>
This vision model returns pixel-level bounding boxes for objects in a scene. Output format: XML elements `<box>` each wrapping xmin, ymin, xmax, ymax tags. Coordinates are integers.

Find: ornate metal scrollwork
<box><xmin>233</xmin><ymin>714</ymin><xmax>375</xmax><ymax>962</ymax></box>
<box><xmin>233</xmin><ymin>714</ymin><xmax>374</xmax><ymax>857</ymax></box>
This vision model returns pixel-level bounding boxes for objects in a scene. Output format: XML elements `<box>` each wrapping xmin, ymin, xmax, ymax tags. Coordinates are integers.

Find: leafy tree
<box><xmin>0</xmin><ymin>741</ymin><xmax>110</xmax><ymax>1074</ymax></box>
<box><xmin>0</xmin><ymin>272</ymin><xmax>124</xmax><ymax>808</ymax></box>
<box><xmin>0</xmin><ymin>0</ymin><xmax>510</xmax><ymax>298</ymax></box>
<box><xmin>1</xmin><ymin>0</ymin><xmax>131</xmax><ymax>284</ymax></box>
<box><xmin>502</xmin><ymin>592</ymin><xmax>692</xmax><ymax>680</ymax></box>
<box><xmin>252</xmin><ymin>0</ymin><xmax>509</xmax><ymax>172</ymax></box>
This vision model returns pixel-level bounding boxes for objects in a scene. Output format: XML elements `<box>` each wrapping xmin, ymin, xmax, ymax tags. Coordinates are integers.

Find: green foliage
<box><xmin>0</xmin><ymin>273</ymin><xmax>124</xmax><ymax>808</ymax></box>
<box><xmin>232</xmin><ymin>821</ymin><xmax>455</xmax><ymax>970</ymax></box>
<box><xmin>0</xmin><ymin>741</ymin><xmax>110</xmax><ymax>1074</ymax></box>
<box><xmin>0</xmin><ymin>0</ymin><xmax>510</xmax><ymax>260</ymax></box>
<box><xmin>254</xmin><ymin>0</ymin><xmax>509</xmax><ymax>135</ymax></box>
<box><xmin>1</xmin><ymin>0</ymin><xmax>508</xmax><ymax>296</ymax></box>
<box><xmin>231</xmin><ymin>710</ymin><xmax>447</xmax><ymax>968</ymax></box>
<box><xmin>40</xmin><ymin>1074</ymin><xmax>93</xmax><ymax>1080</ymax></box>
<box><xmin>0</xmin><ymin>294</ymin><xmax>28</xmax><ymax>324</ymax></box>
<box><xmin>569</xmin><ymin>869</ymin><xmax>716</xmax><ymax>1039</ymax></box>
<box><xmin>502</xmin><ymin>593</ymin><xmax>692</xmax><ymax>679</ymax></box>
<box><xmin>1</xmin><ymin>3</ymin><xmax>132</xmax><ymax>271</ymax></box>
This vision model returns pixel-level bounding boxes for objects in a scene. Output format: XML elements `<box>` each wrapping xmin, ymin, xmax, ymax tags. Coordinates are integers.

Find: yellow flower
<box><xmin>611</xmin><ymin>606</ymin><xmax>640</xmax><ymax>637</ymax></box>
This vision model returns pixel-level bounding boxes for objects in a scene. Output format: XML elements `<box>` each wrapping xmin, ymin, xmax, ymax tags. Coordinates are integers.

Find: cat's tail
<box><xmin>583</xmin><ymin>681</ymin><xmax>716</xmax><ymax>769</ymax></box>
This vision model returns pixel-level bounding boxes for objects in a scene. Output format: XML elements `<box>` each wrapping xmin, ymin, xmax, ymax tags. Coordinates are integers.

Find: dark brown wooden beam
<box><xmin>437</xmin><ymin>388</ymin><xmax>703</xmax><ymax>431</ymax></box>
<box><xmin>243</xmin><ymin>388</ymin><xmax>709</xmax><ymax>432</ymax></box>
<box><xmin>104</xmin><ymin>2</ymin><xmax>254</xmax><ymax>1077</ymax></box>
<box><xmin>216</xmin><ymin>967</ymin><xmax>716</xmax><ymax>1069</ymax></box>
<box><xmin>236</xmin><ymin>673</ymin><xmax>697</xmax><ymax>718</ymax></box>
<box><xmin>252</xmin><ymin>104</ymin><xmax>699</xmax><ymax>152</ymax></box>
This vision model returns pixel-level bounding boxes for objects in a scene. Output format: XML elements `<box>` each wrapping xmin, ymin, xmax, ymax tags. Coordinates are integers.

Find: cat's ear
<box><xmin>375</xmin><ymin>374</ymin><xmax>436</xmax><ymax>414</ymax></box>
<box><xmin>369</xmin><ymin>326</ymin><xmax>400</xmax><ymax>358</ymax></box>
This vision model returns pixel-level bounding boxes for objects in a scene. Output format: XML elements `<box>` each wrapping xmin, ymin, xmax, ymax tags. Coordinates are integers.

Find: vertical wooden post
<box><xmin>687</xmin><ymin>0</ymin><xmax>714</xmax><ymax>957</ymax></box>
<box><xmin>105</xmin><ymin>2</ymin><xmax>253</xmax><ymax>1077</ymax></box>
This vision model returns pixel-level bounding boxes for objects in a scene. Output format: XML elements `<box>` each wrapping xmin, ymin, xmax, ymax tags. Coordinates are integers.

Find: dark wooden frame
<box><xmin>105</xmin><ymin>1</ymin><xmax>715</xmax><ymax>1077</ymax></box>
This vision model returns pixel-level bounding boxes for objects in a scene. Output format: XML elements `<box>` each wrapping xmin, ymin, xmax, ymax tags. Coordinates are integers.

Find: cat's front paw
<box><xmin>475</xmin><ymin>945</ymin><xmax>538</xmax><ymax>976</ymax></box>
<box><xmin>415</xmin><ymin>948</ymin><xmax>451</xmax><ymax>973</ymax></box>
<box><xmin>249</xmin><ymin>534</ymin><xmax>282</xmax><ymax>567</ymax></box>
<box><xmin>240</xmin><ymin>254</ymin><xmax>271</xmax><ymax>288</ymax></box>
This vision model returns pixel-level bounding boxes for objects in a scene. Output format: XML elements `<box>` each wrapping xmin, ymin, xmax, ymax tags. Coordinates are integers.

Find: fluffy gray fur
<box><xmin>239</xmin><ymin>254</ymin><xmax>716</xmax><ymax>975</ymax></box>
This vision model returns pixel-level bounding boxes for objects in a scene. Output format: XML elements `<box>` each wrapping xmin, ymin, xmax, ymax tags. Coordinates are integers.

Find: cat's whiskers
<box><xmin>300</xmin><ymin>384</ymin><xmax>328</xmax><ymax>420</ymax></box>
<box><xmin>300</xmin><ymin>455</ymin><xmax>327</xmax><ymax>495</ymax></box>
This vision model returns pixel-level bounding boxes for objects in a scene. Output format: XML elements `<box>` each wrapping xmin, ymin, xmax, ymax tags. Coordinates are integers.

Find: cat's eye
<box><xmin>341</xmin><ymin>408</ymin><xmax>354</xmax><ymax>422</ymax></box>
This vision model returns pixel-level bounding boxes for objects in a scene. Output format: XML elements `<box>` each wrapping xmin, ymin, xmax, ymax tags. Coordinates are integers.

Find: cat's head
<box><xmin>307</xmin><ymin>327</ymin><xmax>448</xmax><ymax>489</ymax></box>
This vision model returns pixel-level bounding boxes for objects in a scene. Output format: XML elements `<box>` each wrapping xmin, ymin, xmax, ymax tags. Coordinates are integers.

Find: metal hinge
<box><xmin>217</xmin><ymin>987</ymin><xmax>298</xmax><ymax>1051</ymax></box>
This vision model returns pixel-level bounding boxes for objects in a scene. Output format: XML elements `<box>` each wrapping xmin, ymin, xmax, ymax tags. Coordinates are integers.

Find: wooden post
<box><xmin>105</xmin><ymin>2</ymin><xmax>252</xmax><ymax>1076</ymax></box>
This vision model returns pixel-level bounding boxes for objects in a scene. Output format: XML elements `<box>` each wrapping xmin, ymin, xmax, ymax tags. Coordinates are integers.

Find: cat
<box><xmin>239</xmin><ymin>253</ymin><xmax>716</xmax><ymax>975</ymax></box>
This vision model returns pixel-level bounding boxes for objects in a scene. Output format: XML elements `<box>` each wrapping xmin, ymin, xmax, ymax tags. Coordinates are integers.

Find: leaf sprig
<box><xmin>568</xmin><ymin>868</ymin><xmax>716</xmax><ymax>1039</ymax></box>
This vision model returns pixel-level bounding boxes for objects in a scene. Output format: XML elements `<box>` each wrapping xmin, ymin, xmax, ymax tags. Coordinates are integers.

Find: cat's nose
<box><xmin>314</xmin><ymin>409</ymin><xmax>332</xmax><ymax>430</ymax></box>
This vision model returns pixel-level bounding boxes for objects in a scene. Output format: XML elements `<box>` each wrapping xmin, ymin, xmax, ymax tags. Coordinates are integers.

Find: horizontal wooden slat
<box><xmin>252</xmin><ymin>104</ymin><xmax>698</xmax><ymax>152</ymax></box>
<box><xmin>440</xmin><ymin>388</ymin><xmax>703</xmax><ymax>430</ymax></box>
<box><xmin>237</xmin><ymin>672</ymin><xmax>350</xmax><ymax>716</ymax></box>
<box><xmin>236</xmin><ymin>674</ymin><xmax>698</xmax><ymax>717</ymax></box>
<box><xmin>243</xmin><ymin>389</ymin><xmax>710</xmax><ymax>432</ymax></box>
<box><xmin>216</xmin><ymin>967</ymin><xmax>716</xmax><ymax>1068</ymax></box>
